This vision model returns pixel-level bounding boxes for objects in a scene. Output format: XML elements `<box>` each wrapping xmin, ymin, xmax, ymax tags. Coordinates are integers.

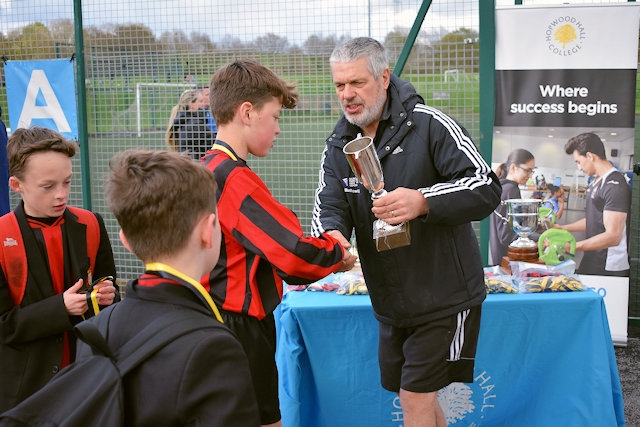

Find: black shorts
<box><xmin>220</xmin><ymin>310</ymin><xmax>281</xmax><ymax>425</ymax></box>
<box><xmin>378</xmin><ymin>305</ymin><xmax>482</xmax><ymax>393</ymax></box>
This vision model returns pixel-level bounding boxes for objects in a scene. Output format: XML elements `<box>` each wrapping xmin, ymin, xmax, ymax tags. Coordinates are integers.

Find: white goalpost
<box><xmin>135</xmin><ymin>82</ymin><xmax>197</xmax><ymax>137</ymax></box>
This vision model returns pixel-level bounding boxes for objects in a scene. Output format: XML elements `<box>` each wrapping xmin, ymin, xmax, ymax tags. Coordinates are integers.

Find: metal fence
<box><xmin>1</xmin><ymin>0</ymin><xmax>639</xmax><ymax>320</ymax></box>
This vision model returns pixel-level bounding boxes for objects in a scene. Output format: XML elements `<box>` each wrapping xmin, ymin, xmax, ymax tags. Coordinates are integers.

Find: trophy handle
<box><xmin>492</xmin><ymin>209</ymin><xmax>510</xmax><ymax>225</ymax></box>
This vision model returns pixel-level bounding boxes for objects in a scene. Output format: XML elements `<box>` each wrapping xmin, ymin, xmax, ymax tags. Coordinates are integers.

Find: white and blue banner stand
<box><xmin>494</xmin><ymin>3</ymin><xmax>640</xmax><ymax>346</ymax></box>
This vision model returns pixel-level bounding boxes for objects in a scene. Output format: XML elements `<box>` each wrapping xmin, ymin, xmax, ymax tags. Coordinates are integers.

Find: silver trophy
<box><xmin>504</xmin><ymin>198</ymin><xmax>541</xmax><ymax>249</ymax></box>
<box><xmin>343</xmin><ymin>136</ymin><xmax>411</xmax><ymax>251</ymax></box>
<box><xmin>494</xmin><ymin>198</ymin><xmax>542</xmax><ymax>265</ymax></box>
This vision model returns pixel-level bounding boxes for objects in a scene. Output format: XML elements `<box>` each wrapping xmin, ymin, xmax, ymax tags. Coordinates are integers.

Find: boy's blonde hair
<box><xmin>105</xmin><ymin>150</ymin><xmax>217</xmax><ymax>261</ymax></box>
<box><xmin>209</xmin><ymin>58</ymin><xmax>298</xmax><ymax>125</ymax></box>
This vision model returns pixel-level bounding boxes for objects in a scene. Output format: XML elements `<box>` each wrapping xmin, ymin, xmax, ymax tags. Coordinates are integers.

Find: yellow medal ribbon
<box><xmin>212</xmin><ymin>143</ymin><xmax>237</xmax><ymax>161</ymax></box>
<box><xmin>145</xmin><ymin>262</ymin><xmax>223</xmax><ymax>323</ymax></box>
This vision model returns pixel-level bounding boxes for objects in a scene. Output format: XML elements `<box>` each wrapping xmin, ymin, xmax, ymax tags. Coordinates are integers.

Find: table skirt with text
<box><xmin>275</xmin><ymin>290</ymin><xmax>625</xmax><ymax>427</ymax></box>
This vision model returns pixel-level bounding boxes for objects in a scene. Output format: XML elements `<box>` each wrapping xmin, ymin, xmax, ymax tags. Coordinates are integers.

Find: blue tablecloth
<box><xmin>276</xmin><ymin>290</ymin><xmax>625</xmax><ymax>427</ymax></box>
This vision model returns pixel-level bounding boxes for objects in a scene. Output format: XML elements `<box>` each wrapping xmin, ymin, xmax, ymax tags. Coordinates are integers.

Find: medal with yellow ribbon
<box><xmin>145</xmin><ymin>262</ymin><xmax>223</xmax><ymax>323</ymax></box>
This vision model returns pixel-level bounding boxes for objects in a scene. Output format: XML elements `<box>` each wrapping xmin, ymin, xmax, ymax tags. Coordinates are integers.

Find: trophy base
<box><xmin>374</xmin><ymin>221</ymin><xmax>411</xmax><ymax>252</ymax></box>
<box><xmin>507</xmin><ymin>245</ymin><xmax>540</xmax><ymax>261</ymax></box>
<box><xmin>501</xmin><ymin>245</ymin><xmax>545</xmax><ymax>274</ymax></box>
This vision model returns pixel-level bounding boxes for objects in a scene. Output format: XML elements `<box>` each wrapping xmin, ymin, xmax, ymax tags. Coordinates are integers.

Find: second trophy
<box><xmin>343</xmin><ymin>136</ymin><xmax>411</xmax><ymax>251</ymax></box>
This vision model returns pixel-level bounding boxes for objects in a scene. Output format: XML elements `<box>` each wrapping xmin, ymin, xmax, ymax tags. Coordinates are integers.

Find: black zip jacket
<box><xmin>311</xmin><ymin>75</ymin><xmax>501</xmax><ymax>327</ymax></box>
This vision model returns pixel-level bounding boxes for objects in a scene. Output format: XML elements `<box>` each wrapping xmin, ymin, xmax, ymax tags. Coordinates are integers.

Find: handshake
<box><xmin>326</xmin><ymin>230</ymin><xmax>358</xmax><ymax>272</ymax></box>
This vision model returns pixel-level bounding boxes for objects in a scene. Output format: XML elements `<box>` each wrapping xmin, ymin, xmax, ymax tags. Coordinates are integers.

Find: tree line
<box><xmin>1</xmin><ymin>19</ymin><xmax>480</xmax><ymax>82</ymax></box>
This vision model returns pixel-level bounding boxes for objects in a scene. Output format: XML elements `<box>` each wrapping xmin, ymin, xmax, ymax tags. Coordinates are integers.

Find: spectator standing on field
<box><xmin>166</xmin><ymin>88</ymin><xmax>216</xmax><ymax>160</ymax></box>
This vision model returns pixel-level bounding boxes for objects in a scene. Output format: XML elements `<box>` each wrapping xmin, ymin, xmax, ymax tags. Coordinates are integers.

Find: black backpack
<box><xmin>0</xmin><ymin>308</ymin><xmax>216</xmax><ymax>427</ymax></box>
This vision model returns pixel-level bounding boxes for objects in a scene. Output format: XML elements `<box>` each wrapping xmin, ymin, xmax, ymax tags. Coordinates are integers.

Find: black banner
<box><xmin>494</xmin><ymin>69</ymin><xmax>637</xmax><ymax>128</ymax></box>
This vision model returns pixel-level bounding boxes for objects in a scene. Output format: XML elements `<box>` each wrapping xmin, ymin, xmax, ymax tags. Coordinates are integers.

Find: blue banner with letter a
<box><xmin>4</xmin><ymin>59</ymin><xmax>78</xmax><ymax>139</ymax></box>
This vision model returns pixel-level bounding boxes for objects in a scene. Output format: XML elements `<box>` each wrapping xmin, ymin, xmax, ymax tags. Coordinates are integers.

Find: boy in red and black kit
<box><xmin>202</xmin><ymin>59</ymin><xmax>356</xmax><ymax>427</ymax></box>
<box><xmin>0</xmin><ymin>127</ymin><xmax>117</xmax><ymax>412</ymax></box>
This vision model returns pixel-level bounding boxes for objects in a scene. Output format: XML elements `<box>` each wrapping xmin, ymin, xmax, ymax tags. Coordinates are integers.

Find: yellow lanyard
<box><xmin>212</xmin><ymin>143</ymin><xmax>237</xmax><ymax>161</ymax></box>
<box><xmin>145</xmin><ymin>262</ymin><xmax>223</xmax><ymax>323</ymax></box>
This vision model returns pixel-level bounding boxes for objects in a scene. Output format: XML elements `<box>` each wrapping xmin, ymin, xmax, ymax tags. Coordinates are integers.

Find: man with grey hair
<box><xmin>311</xmin><ymin>37</ymin><xmax>501</xmax><ymax>427</ymax></box>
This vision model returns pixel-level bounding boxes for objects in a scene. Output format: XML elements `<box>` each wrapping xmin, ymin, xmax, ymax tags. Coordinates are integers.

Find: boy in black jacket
<box><xmin>87</xmin><ymin>150</ymin><xmax>260</xmax><ymax>426</ymax></box>
<box><xmin>0</xmin><ymin>127</ymin><xmax>117</xmax><ymax>412</ymax></box>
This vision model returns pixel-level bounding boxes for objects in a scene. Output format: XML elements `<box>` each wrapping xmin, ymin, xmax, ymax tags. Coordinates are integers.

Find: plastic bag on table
<box><xmin>285</xmin><ymin>284</ymin><xmax>308</xmax><ymax>293</ymax></box>
<box><xmin>483</xmin><ymin>265</ymin><xmax>518</xmax><ymax>294</ymax></box>
<box><xmin>305</xmin><ymin>273</ymin><xmax>340</xmax><ymax>292</ymax></box>
<box><xmin>285</xmin><ymin>273</ymin><xmax>340</xmax><ymax>293</ymax></box>
<box><xmin>335</xmin><ymin>270</ymin><xmax>368</xmax><ymax>295</ymax></box>
<box><xmin>510</xmin><ymin>260</ymin><xmax>585</xmax><ymax>292</ymax></box>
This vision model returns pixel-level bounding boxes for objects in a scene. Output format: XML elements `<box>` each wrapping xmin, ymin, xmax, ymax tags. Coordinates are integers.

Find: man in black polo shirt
<box><xmin>559</xmin><ymin>132</ymin><xmax>631</xmax><ymax>276</ymax></box>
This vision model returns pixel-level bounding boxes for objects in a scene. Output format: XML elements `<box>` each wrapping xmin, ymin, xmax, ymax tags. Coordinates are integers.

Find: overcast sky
<box><xmin>1</xmin><ymin>0</ymin><xmax>612</xmax><ymax>46</ymax></box>
<box><xmin>1</xmin><ymin>0</ymin><xmax>483</xmax><ymax>45</ymax></box>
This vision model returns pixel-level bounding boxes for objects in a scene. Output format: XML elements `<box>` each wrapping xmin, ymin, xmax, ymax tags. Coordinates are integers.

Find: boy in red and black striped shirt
<box><xmin>202</xmin><ymin>59</ymin><xmax>356</xmax><ymax>427</ymax></box>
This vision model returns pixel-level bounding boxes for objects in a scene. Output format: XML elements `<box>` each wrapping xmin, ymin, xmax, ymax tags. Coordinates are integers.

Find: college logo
<box><xmin>545</xmin><ymin>14</ymin><xmax>586</xmax><ymax>57</ymax></box>
<box><xmin>437</xmin><ymin>369</ymin><xmax>497</xmax><ymax>425</ymax></box>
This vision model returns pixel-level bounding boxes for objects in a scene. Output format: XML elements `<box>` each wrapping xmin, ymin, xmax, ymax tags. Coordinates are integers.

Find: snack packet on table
<box><xmin>483</xmin><ymin>265</ymin><xmax>518</xmax><ymax>294</ymax></box>
<box><xmin>510</xmin><ymin>260</ymin><xmax>586</xmax><ymax>293</ymax></box>
<box><xmin>335</xmin><ymin>270</ymin><xmax>368</xmax><ymax>295</ymax></box>
<box><xmin>285</xmin><ymin>273</ymin><xmax>339</xmax><ymax>293</ymax></box>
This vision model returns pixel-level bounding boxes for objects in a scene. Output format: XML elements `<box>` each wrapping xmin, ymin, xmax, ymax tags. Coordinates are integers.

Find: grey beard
<box><xmin>344</xmin><ymin>93</ymin><xmax>386</xmax><ymax>130</ymax></box>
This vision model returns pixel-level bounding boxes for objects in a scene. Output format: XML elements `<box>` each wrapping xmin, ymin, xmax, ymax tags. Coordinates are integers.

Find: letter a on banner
<box><xmin>4</xmin><ymin>59</ymin><xmax>78</xmax><ymax>139</ymax></box>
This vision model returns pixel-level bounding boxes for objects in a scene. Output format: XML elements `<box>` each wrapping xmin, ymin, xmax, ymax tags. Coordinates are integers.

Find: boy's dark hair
<box><xmin>7</xmin><ymin>127</ymin><xmax>77</xmax><ymax>179</ymax></box>
<box><xmin>208</xmin><ymin>58</ymin><xmax>299</xmax><ymax>125</ymax></box>
<box><xmin>564</xmin><ymin>132</ymin><xmax>606</xmax><ymax>159</ymax></box>
<box><xmin>547</xmin><ymin>184</ymin><xmax>559</xmax><ymax>193</ymax></box>
<box><xmin>105</xmin><ymin>150</ymin><xmax>217</xmax><ymax>261</ymax></box>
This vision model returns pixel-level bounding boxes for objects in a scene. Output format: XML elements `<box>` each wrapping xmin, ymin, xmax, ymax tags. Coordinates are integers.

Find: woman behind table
<box><xmin>489</xmin><ymin>148</ymin><xmax>536</xmax><ymax>266</ymax></box>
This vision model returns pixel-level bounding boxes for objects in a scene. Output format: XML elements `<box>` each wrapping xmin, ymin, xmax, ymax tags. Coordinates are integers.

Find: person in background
<box><xmin>0</xmin><ymin>107</ymin><xmax>9</xmax><ymax>216</ymax></box>
<box><xmin>311</xmin><ymin>37</ymin><xmax>501</xmax><ymax>427</ymax></box>
<box><xmin>201</xmin><ymin>86</ymin><xmax>218</xmax><ymax>135</ymax></box>
<box><xmin>489</xmin><ymin>148</ymin><xmax>536</xmax><ymax>265</ymax></box>
<box><xmin>556</xmin><ymin>132</ymin><xmax>631</xmax><ymax>276</ymax></box>
<box><xmin>166</xmin><ymin>88</ymin><xmax>199</xmax><ymax>151</ymax></box>
<box><xmin>531</xmin><ymin>169</ymin><xmax>547</xmax><ymax>199</ymax></box>
<box><xmin>90</xmin><ymin>149</ymin><xmax>260</xmax><ymax>426</ymax></box>
<box><xmin>165</xmin><ymin>88</ymin><xmax>216</xmax><ymax>160</ymax></box>
<box><xmin>0</xmin><ymin>127</ymin><xmax>117</xmax><ymax>412</ymax></box>
<box><xmin>543</xmin><ymin>184</ymin><xmax>565</xmax><ymax>220</ymax></box>
<box><xmin>202</xmin><ymin>58</ymin><xmax>356</xmax><ymax>427</ymax></box>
